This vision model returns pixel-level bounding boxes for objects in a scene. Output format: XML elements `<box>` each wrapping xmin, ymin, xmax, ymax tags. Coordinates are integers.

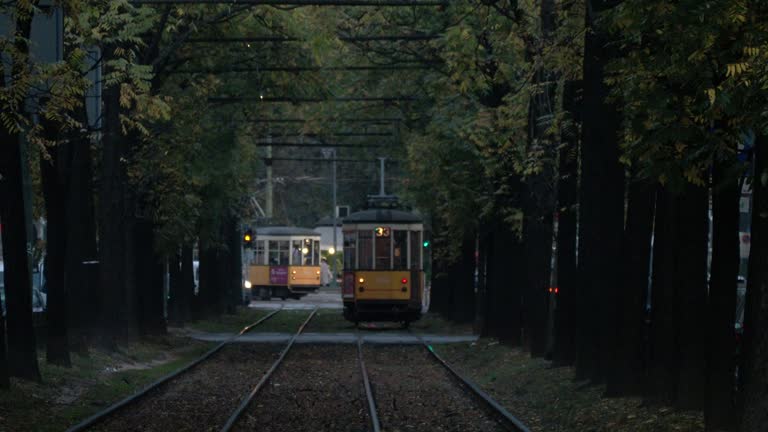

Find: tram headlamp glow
<box><xmin>302</xmin><ymin>247</ymin><xmax>309</xmax><ymax>255</ymax></box>
<box><xmin>328</xmin><ymin>247</ymin><xmax>336</xmax><ymax>255</ymax></box>
<box><xmin>244</xmin><ymin>280</ymin><xmax>252</xmax><ymax>289</ymax></box>
<box><xmin>358</xmin><ymin>277</ymin><xmax>365</xmax><ymax>284</ymax></box>
<box><xmin>316</xmin><ymin>270</ymin><xmax>321</xmax><ymax>275</ymax></box>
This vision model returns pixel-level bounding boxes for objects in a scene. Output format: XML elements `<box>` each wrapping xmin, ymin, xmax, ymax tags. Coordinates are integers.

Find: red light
<box><xmin>554</xmin><ymin>287</ymin><xmax>559</xmax><ymax>294</ymax></box>
<box><xmin>401</xmin><ymin>278</ymin><xmax>408</xmax><ymax>284</ymax></box>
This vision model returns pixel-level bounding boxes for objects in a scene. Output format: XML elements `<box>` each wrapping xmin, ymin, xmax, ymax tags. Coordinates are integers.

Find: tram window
<box><xmin>393</xmin><ymin>230</ymin><xmax>408</xmax><ymax>270</ymax></box>
<box><xmin>292</xmin><ymin>240</ymin><xmax>302</xmax><ymax>265</ymax></box>
<box><xmin>410</xmin><ymin>231</ymin><xmax>421</xmax><ymax>270</ymax></box>
<box><xmin>254</xmin><ymin>241</ymin><xmax>265</xmax><ymax>265</ymax></box>
<box><xmin>269</xmin><ymin>240</ymin><xmax>289</xmax><ymax>265</ymax></box>
<box><xmin>313</xmin><ymin>240</ymin><xmax>320</xmax><ymax>265</ymax></box>
<box><xmin>344</xmin><ymin>232</ymin><xmax>357</xmax><ymax>269</ymax></box>
<box><xmin>358</xmin><ymin>230</ymin><xmax>373</xmax><ymax>269</ymax></box>
<box><xmin>375</xmin><ymin>233</ymin><xmax>392</xmax><ymax>270</ymax></box>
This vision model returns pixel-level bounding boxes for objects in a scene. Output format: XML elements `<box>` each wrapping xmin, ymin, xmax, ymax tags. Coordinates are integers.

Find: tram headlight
<box><xmin>244</xmin><ymin>280</ymin><xmax>252</xmax><ymax>289</ymax></box>
<box><xmin>302</xmin><ymin>247</ymin><xmax>309</xmax><ymax>255</ymax></box>
<box><xmin>358</xmin><ymin>277</ymin><xmax>365</xmax><ymax>284</ymax></box>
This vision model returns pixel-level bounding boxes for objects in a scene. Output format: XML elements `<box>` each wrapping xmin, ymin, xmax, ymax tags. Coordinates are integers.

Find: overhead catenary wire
<box><xmin>210</xmin><ymin>96</ymin><xmax>418</xmax><ymax>103</ymax></box>
<box><xmin>130</xmin><ymin>0</ymin><xmax>447</xmax><ymax>5</ymax></box>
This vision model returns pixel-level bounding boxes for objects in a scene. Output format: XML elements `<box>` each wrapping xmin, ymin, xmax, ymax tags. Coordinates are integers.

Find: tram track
<box><xmin>221</xmin><ymin>308</ymin><xmax>318</xmax><ymax>432</ymax></box>
<box><xmin>410</xmin><ymin>331</ymin><xmax>531</xmax><ymax>432</ymax></box>
<box><xmin>65</xmin><ymin>308</ymin><xmax>282</xmax><ymax>432</ymax></box>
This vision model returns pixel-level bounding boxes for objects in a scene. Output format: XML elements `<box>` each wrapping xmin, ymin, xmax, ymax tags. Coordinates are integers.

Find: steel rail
<box><xmin>220</xmin><ymin>308</ymin><xmax>318</xmax><ymax>432</ymax></box>
<box><xmin>65</xmin><ymin>308</ymin><xmax>283</xmax><ymax>432</ymax></box>
<box><xmin>357</xmin><ymin>339</ymin><xmax>382</xmax><ymax>432</ymax></box>
<box><xmin>412</xmin><ymin>333</ymin><xmax>532</xmax><ymax>432</ymax></box>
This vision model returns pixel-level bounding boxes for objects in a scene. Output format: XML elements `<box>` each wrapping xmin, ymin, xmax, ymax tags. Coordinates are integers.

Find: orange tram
<box><xmin>341</xmin><ymin>209</ymin><xmax>426</xmax><ymax>325</ymax></box>
<box><xmin>244</xmin><ymin>227</ymin><xmax>322</xmax><ymax>300</ymax></box>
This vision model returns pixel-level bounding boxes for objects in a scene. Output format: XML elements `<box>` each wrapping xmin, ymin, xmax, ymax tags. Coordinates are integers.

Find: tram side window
<box><xmin>375</xmin><ymin>232</ymin><xmax>392</xmax><ymax>270</ymax></box>
<box><xmin>393</xmin><ymin>230</ymin><xmax>408</xmax><ymax>270</ymax></box>
<box><xmin>344</xmin><ymin>232</ymin><xmax>357</xmax><ymax>269</ymax></box>
<box><xmin>254</xmin><ymin>241</ymin><xmax>265</xmax><ymax>265</ymax></box>
<box><xmin>410</xmin><ymin>231</ymin><xmax>421</xmax><ymax>270</ymax></box>
<box><xmin>269</xmin><ymin>240</ymin><xmax>289</xmax><ymax>265</ymax></box>
<box><xmin>358</xmin><ymin>230</ymin><xmax>373</xmax><ymax>269</ymax></box>
<box><xmin>313</xmin><ymin>240</ymin><xmax>320</xmax><ymax>265</ymax></box>
<box><xmin>291</xmin><ymin>240</ymin><xmax>302</xmax><ymax>265</ymax></box>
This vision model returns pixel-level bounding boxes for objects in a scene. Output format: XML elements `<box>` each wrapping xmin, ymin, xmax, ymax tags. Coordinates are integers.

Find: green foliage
<box><xmin>605</xmin><ymin>0</ymin><xmax>768</xmax><ymax>188</ymax></box>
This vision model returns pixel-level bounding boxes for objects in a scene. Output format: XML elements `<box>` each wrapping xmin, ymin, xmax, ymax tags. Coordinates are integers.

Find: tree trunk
<box><xmin>0</xmin><ymin>296</ymin><xmax>7</xmax><ymax>388</ymax></box>
<box><xmin>739</xmin><ymin>132</ymin><xmax>768</xmax><ymax>431</ymax></box>
<box><xmin>608</xmin><ymin>178</ymin><xmax>654</xmax><ymax>395</ymax></box>
<box><xmin>168</xmin><ymin>249</ymin><xmax>182</xmax><ymax>325</ymax></box>
<box><xmin>198</xmin><ymin>240</ymin><xmax>220</xmax><ymax>319</ymax></box>
<box><xmin>225</xmin><ymin>218</ymin><xmax>242</xmax><ymax>314</ymax></box>
<box><xmin>98</xmin><ymin>82</ymin><xmax>138</xmax><ymax>343</ymax></box>
<box><xmin>707</xmin><ymin>162</ymin><xmax>739</xmax><ymax>430</ymax></box>
<box><xmin>675</xmin><ymin>183</ymin><xmax>709</xmax><ymax>409</ymax></box>
<box><xmin>575</xmin><ymin>0</ymin><xmax>625</xmax><ymax>382</ymax></box>
<box><xmin>135</xmin><ymin>219</ymin><xmax>166</xmax><ymax>336</ymax></box>
<box><xmin>647</xmin><ymin>187</ymin><xmax>679</xmax><ymax>402</ymax></box>
<box><xmin>474</xmin><ymin>231</ymin><xmax>488</xmax><ymax>335</ymax></box>
<box><xmin>486</xmin><ymin>224</ymin><xmax>525</xmax><ymax>345</ymax></box>
<box><xmin>552</xmin><ymin>81</ymin><xmax>580</xmax><ymax>366</ymax></box>
<box><xmin>0</xmin><ymin>0</ymin><xmax>41</xmax><ymax>382</ymax></box>
<box><xmin>40</xmin><ymin>134</ymin><xmax>72</xmax><ymax>367</ymax></box>
<box><xmin>180</xmin><ymin>245</ymin><xmax>195</xmax><ymax>323</ymax></box>
<box><xmin>66</xmin><ymin>109</ymin><xmax>99</xmax><ymax>354</ymax></box>
<box><xmin>522</xmin><ymin>203</ymin><xmax>553</xmax><ymax>357</ymax></box>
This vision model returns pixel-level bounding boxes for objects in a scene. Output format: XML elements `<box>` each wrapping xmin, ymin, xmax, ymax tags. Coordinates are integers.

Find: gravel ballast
<box><xmin>364</xmin><ymin>345</ymin><xmax>508</xmax><ymax>432</ymax></box>
<box><xmin>93</xmin><ymin>343</ymin><xmax>283</xmax><ymax>432</ymax></box>
<box><xmin>233</xmin><ymin>344</ymin><xmax>369</xmax><ymax>432</ymax></box>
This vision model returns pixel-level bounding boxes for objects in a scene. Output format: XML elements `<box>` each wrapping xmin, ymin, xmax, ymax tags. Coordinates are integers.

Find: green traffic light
<box><xmin>423</xmin><ymin>240</ymin><xmax>430</xmax><ymax>248</ymax></box>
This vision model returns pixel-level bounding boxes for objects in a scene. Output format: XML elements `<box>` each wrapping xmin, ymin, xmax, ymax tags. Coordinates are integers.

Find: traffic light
<box><xmin>423</xmin><ymin>240</ymin><xmax>430</xmax><ymax>248</ymax></box>
<box><xmin>243</xmin><ymin>229</ymin><xmax>254</xmax><ymax>247</ymax></box>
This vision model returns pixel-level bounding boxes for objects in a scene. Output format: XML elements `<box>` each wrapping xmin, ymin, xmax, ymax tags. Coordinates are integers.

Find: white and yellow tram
<box><xmin>341</xmin><ymin>209</ymin><xmax>426</xmax><ymax>324</ymax></box>
<box><xmin>245</xmin><ymin>227</ymin><xmax>322</xmax><ymax>300</ymax></box>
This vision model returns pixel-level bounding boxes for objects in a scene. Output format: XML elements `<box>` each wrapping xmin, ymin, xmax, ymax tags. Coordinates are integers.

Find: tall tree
<box><xmin>0</xmin><ymin>1</ymin><xmax>42</xmax><ymax>382</ymax></box>
<box><xmin>574</xmin><ymin>0</ymin><xmax>625</xmax><ymax>382</ymax></box>
<box><xmin>610</xmin><ymin>177</ymin><xmax>654</xmax><ymax>395</ymax></box>
<box><xmin>551</xmin><ymin>80</ymin><xmax>580</xmax><ymax>365</ymax></box>
<box><xmin>740</xmin><ymin>132</ymin><xmax>768</xmax><ymax>430</ymax></box>
<box><xmin>707</xmin><ymin>161</ymin><xmax>740</xmax><ymax>430</ymax></box>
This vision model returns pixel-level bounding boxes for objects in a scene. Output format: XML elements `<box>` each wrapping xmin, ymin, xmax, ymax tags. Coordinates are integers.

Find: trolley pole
<box><xmin>378</xmin><ymin>157</ymin><xmax>386</xmax><ymax>195</ymax></box>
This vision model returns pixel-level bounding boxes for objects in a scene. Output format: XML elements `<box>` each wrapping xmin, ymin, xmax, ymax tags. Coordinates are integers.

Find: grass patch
<box><xmin>0</xmin><ymin>336</ymin><xmax>213</xmax><ymax>432</ymax></box>
<box><xmin>436</xmin><ymin>340</ymin><xmax>704</xmax><ymax>432</ymax></box>
<box><xmin>186</xmin><ymin>308</ymin><xmax>270</xmax><ymax>334</ymax></box>
<box><xmin>410</xmin><ymin>313</ymin><xmax>474</xmax><ymax>334</ymax></box>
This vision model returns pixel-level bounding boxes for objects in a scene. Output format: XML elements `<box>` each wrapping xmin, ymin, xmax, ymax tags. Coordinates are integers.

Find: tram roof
<box><xmin>254</xmin><ymin>226</ymin><xmax>321</xmax><ymax>237</ymax></box>
<box><xmin>343</xmin><ymin>209</ymin><xmax>422</xmax><ymax>224</ymax></box>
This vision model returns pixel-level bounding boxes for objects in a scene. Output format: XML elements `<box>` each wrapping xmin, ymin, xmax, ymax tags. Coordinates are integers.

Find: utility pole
<box><xmin>322</xmin><ymin>147</ymin><xmax>338</xmax><ymax>287</ymax></box>
<box><xmin>265</xmin><ymin>134</ymin><xmax>273</xmax><ymax>219</ymax></box>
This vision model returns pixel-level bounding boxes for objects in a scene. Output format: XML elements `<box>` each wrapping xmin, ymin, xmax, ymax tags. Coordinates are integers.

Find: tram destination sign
<box><xmin>375</xmin><ymin>227</ymin><xmax>391</xmax><ymax>237</ymax></box>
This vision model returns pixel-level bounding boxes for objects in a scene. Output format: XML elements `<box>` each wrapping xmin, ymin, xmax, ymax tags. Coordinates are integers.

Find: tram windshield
<box><xmin>268</xmin><ymin>240</ymin><xmax>290</xmax><ymax>265</ymax></box>
<box><xmin>343</xmin><ymin>229</ymin><xmax>423</xmax><ymax>270</ymax></box>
